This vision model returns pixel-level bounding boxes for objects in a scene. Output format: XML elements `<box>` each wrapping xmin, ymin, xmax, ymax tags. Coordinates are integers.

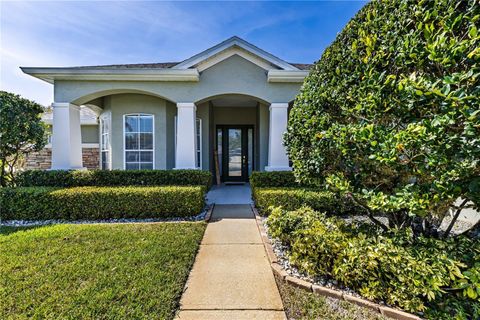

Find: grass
<box><xmin>275</xmin><ymin>276</ymin><xmax>386</xmax><ymax>320</ymax></box>
<box><xmin>0</xmin><ymin>222</ymin><xmax>206</xmax><ymax>320</ymax></box>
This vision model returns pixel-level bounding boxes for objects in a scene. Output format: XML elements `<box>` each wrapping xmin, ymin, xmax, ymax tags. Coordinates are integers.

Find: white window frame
<box><xmin>174</xmin><ymin>116</ymin><xmax>202</xmax><ymax>169</ymax></box>
<box><xmin>100</xmin><ymin>114</ymin><xmax>111</xmax><ymax>170</ymax></box>
<box><xmin>123</xmin><ymin>113</ymin><xmax>155</xmax><ymax>170</ymax></box>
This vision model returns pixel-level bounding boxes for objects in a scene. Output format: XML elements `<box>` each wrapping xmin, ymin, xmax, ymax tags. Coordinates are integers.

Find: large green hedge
<box><xmin>0</xmin><ymin>186</ymin><xmax>206</xmax><ymax>220</ymax></box>
<box><xmin>252</xmin><ymin>187</ymin><xmax>357</xmax><ymax>216</ymax></box>
<box><xmin>267</xmin><ymin>207</ymin><xmax>480</xmax><ymax>318</ymax></box>
<box><xmin>285</xmin><ymin>0</ymin><xmax>480</xmax><ymax>234</ymax></box>
<box><xmin>16</xmin><ymin>169</ymin><xmax>212</xmax><ymax>189</ymax></box>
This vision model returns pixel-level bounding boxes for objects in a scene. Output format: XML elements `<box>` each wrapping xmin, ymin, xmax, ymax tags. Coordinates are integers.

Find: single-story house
<box><xmin>22</xmin><ymin>36</ymin><xmax>312</xmax><ymax>183</ymax></box>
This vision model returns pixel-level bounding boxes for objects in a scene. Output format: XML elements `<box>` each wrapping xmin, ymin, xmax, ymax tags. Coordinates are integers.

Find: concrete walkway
<box><xmin>206</xmin><ymin>184</ymin><xmax>253</xmax><ymax>205</ymax></box>
<box><xmin>176</xmin><ymin>205</ymin><xmax>285</xmax><ymax>320</ymax></box>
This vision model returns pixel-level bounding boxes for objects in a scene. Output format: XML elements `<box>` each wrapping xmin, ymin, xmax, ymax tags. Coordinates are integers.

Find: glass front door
<box><xmin>216</xmin><ymin>125</ymin><xmax>254</xmax><ymax>182</ymax></box>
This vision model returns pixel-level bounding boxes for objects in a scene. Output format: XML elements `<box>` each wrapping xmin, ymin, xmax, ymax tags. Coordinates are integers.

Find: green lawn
<box><xmin>276</xmin><ymin>276</ymin><xmax>386</xmax><ymax>320</ymax></box>
<box><xmin>0</xmin><ymin>222</ymin><xmax>206</xmax><ymax>320</ymax></box>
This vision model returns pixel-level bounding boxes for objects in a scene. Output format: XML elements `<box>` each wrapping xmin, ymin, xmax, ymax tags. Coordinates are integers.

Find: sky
<box><xmin>0</xmin><ymin>1</ymin><xmax>366</xmax><ymax>106</ymax></box>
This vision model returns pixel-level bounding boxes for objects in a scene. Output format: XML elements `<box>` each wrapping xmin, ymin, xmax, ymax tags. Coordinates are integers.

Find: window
<box><xmin>196</xmin><ymin>118</ymin><xmax>202</xmax><ymax>169</ymax></box>
<box><xmin>100</xmin><ymin>115</ymin><xmax>111</xmax><ymax>170</ymax></box>
<box><xmin>124</xmin><ymin>114</ymin><xmax>154</xmax><ymax>170</ymax></box>
<box><xmin>174</xmin><ymin>117</ymin><xmax>202</xmax><ymax>168</ymax></box>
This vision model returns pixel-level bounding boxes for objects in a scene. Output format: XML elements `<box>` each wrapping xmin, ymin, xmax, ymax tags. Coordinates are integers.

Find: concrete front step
<box><xmin>176</xmin><ymin>310</ymin><xmax>286</xmax><ymax>320</ymax></box>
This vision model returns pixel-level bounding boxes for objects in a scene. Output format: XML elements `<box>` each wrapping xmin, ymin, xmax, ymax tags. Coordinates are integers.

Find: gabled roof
<box><xmin>173</xmin><ymin>36</ymin><xmax>300</xmax><ymax>71</ymax></box>
<box><xmin>21</xmin><ymin>36</ymin><xmax>312</xmax><ymax>83</ymax></box>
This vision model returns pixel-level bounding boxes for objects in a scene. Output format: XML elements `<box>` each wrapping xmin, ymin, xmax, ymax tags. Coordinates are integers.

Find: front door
<box><xmin>216</xmin><ymin>125</ymin><xmax>254</xmax><ymax>182</ymax></box>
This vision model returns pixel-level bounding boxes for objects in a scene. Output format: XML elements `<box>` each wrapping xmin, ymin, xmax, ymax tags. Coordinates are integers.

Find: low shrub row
<box><xmin>249</xmin><ymin>171</ymin><xmax>299</xmax><ymax>189</ymax></box>
<box><xmin>0</xmin><ymin>186</ymin><xmax>206</xmax><ymax>220</ymax></box>
<box><xmin>15</xmin><ymin>169</ymin><xmax>212</xmax><ymax>189</ymax></box>
<box><xmin>252</xmin><ymin>187</ymin><xmax>358</xmax><ymax>216</ymax></box>
<box><xmin>266</xmin><ymin>207</ymin><xmax>480</xmax><ymax>319</ymax></box>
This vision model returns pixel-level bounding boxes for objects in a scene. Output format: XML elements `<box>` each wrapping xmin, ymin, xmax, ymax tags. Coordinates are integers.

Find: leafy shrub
<box><xmin>267</xmin><ymin>207</ymin><xmax>480</xmax><ymax>318</ymax></box>
<box><xmin>285</xmin><ymin>0</ymin><xmax>480</xmax><ymax>235</ymax></box>
<box><xmin>249</xmin><ymin>171</ymin><xmax>300</xmax><ymax>189</ymax></box>
<box><xmin>16</xmin><ymin>169</ymin><xmax>212</xmax><ymax>189</ymax></box>
<box><xmin>0</xmin><ymin>186</ymin><xmax>206</xmax><ymax>220</ymax></box>
<box><xmin>253</xmin><ymin>187</ymin><xmax>357</xmax><ymax>216</ymax></box>
<box><xmin>0</xmin><ymin>91</ymin><xmax>47</xmax><ymax>187</ymax></box>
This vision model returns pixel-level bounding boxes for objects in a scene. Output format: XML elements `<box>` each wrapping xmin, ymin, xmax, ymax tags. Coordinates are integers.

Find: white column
<box><xmin>175</xmin><ymin>102</ymin><xmax>197</xmax><ymax>169</ymax></box>
<box><xmin>51</xmin><ymin>102</ymin><xmax>83</xmax><ymax>170</ymax></box>
<box><xmin>265</xmin><ymin>103</ymin><xmax>292</xmax><ymax>171</ymax></box>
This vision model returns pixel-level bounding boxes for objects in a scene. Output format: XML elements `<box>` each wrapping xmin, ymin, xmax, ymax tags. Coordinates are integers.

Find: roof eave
<box><xmin>20</xmin><ymin>67</ymin><xmax>200</xmax><ymax>83</ymax></box>
<box><xmin>267</xmin><ymin>70</ymin><xmax>310</xmax><ymax>83</ymax></box>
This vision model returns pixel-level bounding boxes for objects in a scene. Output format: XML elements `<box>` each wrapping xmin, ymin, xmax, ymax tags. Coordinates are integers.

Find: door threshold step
<box><xmin>224</xmin><ymin>182</ymin><xmax>246</xmax><ymax>185</ymax></box>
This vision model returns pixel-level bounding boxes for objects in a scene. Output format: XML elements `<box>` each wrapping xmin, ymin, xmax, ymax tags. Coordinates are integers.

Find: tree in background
<box><xmin>0</xmin><ymin>91</ymin><xmax>47</xmax><ymax>186</ymax></box>
<box><xmin>285</xmin><ymin>0</ymin><xmax>479</xmax><ymax>237</ymax></box>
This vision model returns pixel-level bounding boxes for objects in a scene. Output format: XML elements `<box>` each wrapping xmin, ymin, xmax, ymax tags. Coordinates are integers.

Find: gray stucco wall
<box><xmin>258</xmin><ymin>103</ymin><xmax>270</xmax><ymax>171</ymax></box>
<box><xmin>103</xmin><ymin>93</ymin><xmax>167</xmax><ymax>170</ymax></box>
<box><xmin>81</xmin><ymin>125</ymin><xmax>99</xmax><ymax>143</ymax></box>
<box><xmin>165</xmin><ymin>101</ymin><xmax>176</xmax><ymax>169</ymax></box>
<box><xmin>54</xmin><ymin>55</ymin><xmax>301</xmax><ymax>106</ymax></box>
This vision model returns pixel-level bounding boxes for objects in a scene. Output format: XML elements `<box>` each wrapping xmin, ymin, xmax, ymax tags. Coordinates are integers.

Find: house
<box><xmin>22</xmin><ymin>36</ymin><xmax>312</xmax><ymax>183</ymax></box>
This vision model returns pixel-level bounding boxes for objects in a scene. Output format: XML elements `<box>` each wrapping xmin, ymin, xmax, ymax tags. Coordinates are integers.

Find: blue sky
<box><xmin>0</xmin><ymin>1</ymin><xmax>366</xmax><ymax>106</ymax></box>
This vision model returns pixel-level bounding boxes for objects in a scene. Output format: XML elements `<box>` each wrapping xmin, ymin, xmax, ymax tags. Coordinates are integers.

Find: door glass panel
<box><xmin>217</xmin><ymin>129</ymin><xmax>222</xmax><ymax>175</ymax></box>
<box><xmin>228</xmin><ymin>129</ymin><xmax>242</xmax><ymax>177</ymax></box>
<box><xmin>248</xmin><ymin>128</ymin><xmax>253</xmax><ymax>176</ymax></box>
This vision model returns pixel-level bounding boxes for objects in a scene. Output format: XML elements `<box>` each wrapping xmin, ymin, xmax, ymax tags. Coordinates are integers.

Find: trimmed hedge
<box><xmin>267</xmin><ymin>207</ymin><xmax>480</xmax><ymax>318</ymax></box>
<box><xmin>252</xmin><ymin>187</ymin><xmax>358</xmax><ymax>216</ymax></box>
<box><xmin>0</xmin><ymin>186</ymin><xmax>206</xmax><ymax>220</ymax></box>
<box><xmin>16</xmin><ymin>169</ymin><xmax>212</xmax><ymax>189</ymax></box>
<box><xmin>249</xmin><ymin>171</ymin><xmax>299</xmax><ymax>189</ymax></box>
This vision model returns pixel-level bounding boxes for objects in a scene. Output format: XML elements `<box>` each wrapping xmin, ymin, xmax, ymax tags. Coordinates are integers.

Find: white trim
<box><xmin>21</xmin><ymin>67</ymin><xmax>199</xmax><ymax>84</ymax></box>
<box><xmin>174</xmin><ymin>116</ymin><xmax>202</xmax><ymax>169</ymax></box>
<box><xmin>174</xmin><ymin>102</ymin><xmax>197</xmax><ymax>169</ymax></box>
<box><xmin>177</xmin><ymin>102</ymin><xmax>197</xmax><ymax>110</ymax></box>
<box><xmin>196</xmin><ymin>118</ymin><xmax>202</xmax><ymax>169</ymax></box>
<box><xmin>196</xmin><ymin>47</ymin><xmax>276</xmax><ymax>72</ymax></box>
<box><xmin>122</xmin><ymin>113</ymin><xmax>155</xmax><ymax>170</ymax></box>
<box><xmin>265</xmin><ymin>166</ymin><xmax>292</xmax><ymax>172</ymax></box>
<box><xmin>267</xmin><ymin>70</ymin><xmax>309</xmax><ymax>83</ymax></box>
<box><xmin>174</xmin><ymin>36</ymin><xmax>299</xmax><ymax>71</ymax></box>
<box><xmin>43</xmin><ymin>118</ymin><xmax>98</xmax><ymax>125</ymax></box>
<box><xmin>100</xmin><ymin>114</ymin><xmax>111</xmax><ymax>170</ymax></box>
<box><xmin>266</xmin><ymin>103</ymin><xmax>291</xmax><ymax>171</ymax></box>
<box><xmin>50</xmin><ymin>102</ymin><xmax>84</xmax><ymax>170</ymax></box>
<box><xmin>82</xmin><ymin>143</ymin><xmax>100</xmax><ymax>148</ymax></box>
<box><xmin>44</xmin><ymin>143</ymin><xmax>99</xmax><ymax>149</ymax></box>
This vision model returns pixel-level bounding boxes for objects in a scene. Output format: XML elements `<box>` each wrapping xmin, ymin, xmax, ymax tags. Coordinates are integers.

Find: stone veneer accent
<box><xmin>24</xmin><ymin>147</ymin><xmax>100</xmax><ymax>170</ymax></box>
<box><xmin>82</xmin><ymin>148</ymin><xmax>100</xmax><ymax>170</ymax></box>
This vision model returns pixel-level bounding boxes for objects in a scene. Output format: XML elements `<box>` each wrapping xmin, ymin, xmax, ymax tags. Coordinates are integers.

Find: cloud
<box><xmin>0</xmin><ymin>1</ymin><xmax>365</xmax><ymax>106</ymax></box>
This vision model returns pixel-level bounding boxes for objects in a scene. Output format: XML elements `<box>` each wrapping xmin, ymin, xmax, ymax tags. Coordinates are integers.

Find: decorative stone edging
<box><xmin>250</xmin><ymin>205</ymin><xmax>422</xmax><ymax>320</ymax></box>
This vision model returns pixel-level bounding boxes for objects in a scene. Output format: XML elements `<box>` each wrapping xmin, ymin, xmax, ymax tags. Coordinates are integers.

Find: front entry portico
<box><xmin>22</xmin><ymin>36</ymin><xmax>311</xmax><ymax>175</ymax></box>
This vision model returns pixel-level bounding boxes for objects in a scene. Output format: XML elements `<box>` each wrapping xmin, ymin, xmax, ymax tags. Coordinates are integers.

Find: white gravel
<box><xmin>0</xmin><ymin>207</ymin><xmax>209</xmax><ymax>227</ymax></box>
<box><xmin>263</xmin><ymin>218</ymin><xmax>361</xmax><ymax>298</ymax></box>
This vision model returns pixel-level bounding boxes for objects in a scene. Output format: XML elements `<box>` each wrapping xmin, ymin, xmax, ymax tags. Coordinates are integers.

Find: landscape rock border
<box><xmin>251</xmin><ymin>205</ymin><xmax>422</xmax><ymax>320</ymax></box>
<box><xmin>204</xmin><ymin>203</ymin><xmax>215</xmax><ymax>222</ymax></box>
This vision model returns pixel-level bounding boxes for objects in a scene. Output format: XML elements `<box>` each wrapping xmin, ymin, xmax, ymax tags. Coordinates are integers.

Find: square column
<box><xmin>265</xmin><ymin>103</ymin><xmax>292</xmax><ymax>171</ymax></box>
<box><xmin>51</xmin><ymin>102</ymin><xmax>83</xmax><ymax>170</ymax></box>
<box><xmin>175</xmin><ymin>102</ymin><xmax>197</xmax><ymax>169</ymax></box>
